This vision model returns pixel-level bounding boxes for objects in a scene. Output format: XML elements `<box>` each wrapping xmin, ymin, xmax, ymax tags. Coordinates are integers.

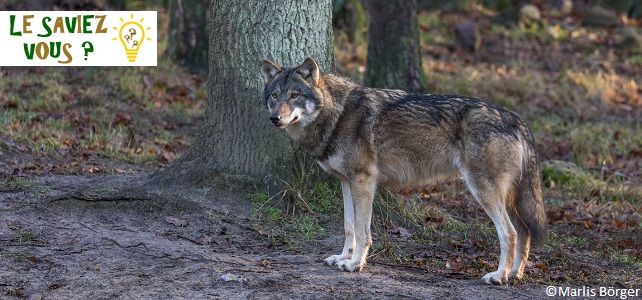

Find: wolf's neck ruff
<box><xmin>291</xmin><ymin>74</ymin><xmax>357</xmax><ymax>160</ymax></box>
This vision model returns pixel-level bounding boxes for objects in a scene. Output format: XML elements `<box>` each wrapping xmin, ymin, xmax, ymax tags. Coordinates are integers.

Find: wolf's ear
<box><xmin>261</xmin><ymin>60</ymin><xmax>283</xmax><ymax>84</ymax></box>
<box><xmin>296</xmin><ymin>57</ymin><xmax>320</xmax><ymax>86</ymax></box>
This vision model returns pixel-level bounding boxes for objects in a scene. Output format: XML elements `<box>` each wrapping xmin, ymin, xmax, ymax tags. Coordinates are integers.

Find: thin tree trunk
<box><xmin>166</xmin><ymin>0</ymin><xmax>209</xmax><ymax>74</ymax></box>
<box><xmin>150</xmin><ymin>0</ymin><xmax>334</xmax><ymax>190</ymax></box>
<box><xmin>364</xmin><ymin>0</ymin><xmax>427</xmax><ymax>93</ymax></box>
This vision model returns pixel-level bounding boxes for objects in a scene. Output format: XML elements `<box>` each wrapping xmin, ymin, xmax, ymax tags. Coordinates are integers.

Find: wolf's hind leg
<box><xmin>335</xmin><ymin>174</ymin><xmax>376</xmax><ymax>272</ymax></box>
<box><xmin>460</xmin><ymin>170</ymin><xmax>517</xmax><ymax>285</ymax></box>
<box><xmin>325</xmin><ymin>180</ymin><xmax>356</xmax><ymax>266</ymax></box>
<box><xmin>479</xmin><ymin>200</ymin><xmax>517</xmax><ymax>284</ymax></box>
<box><xmin>509</xmin><ymin>231</ymin><xmax>530</xmax><ymax>279</ymax></box>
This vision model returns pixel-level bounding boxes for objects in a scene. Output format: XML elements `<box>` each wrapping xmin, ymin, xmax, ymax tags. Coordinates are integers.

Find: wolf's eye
<box><xmin>291</xmin><ymin>93</ymin><xmax>299</xmax><ymax>98</ymax></box>
<box><xmin>271</xmin><ymin>93</ymin><xmax>278</xmax><ymax>99</ymax></box>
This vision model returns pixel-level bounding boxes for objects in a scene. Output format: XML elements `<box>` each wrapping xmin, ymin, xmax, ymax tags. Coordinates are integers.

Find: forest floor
<box><xmin>2</xmin><ymin>3</ymin><xmax>642</xmax><ymax>300</ymax></box>
<box><xmin>0</xmin><ymin>175</ymin><xmax>551</xmax><ymax>300</ymax></box>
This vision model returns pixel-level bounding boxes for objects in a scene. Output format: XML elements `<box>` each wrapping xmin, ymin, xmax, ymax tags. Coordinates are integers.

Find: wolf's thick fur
<box><xmin>260</xmin><ymin>57</ymin><xmax>547</xmax><ymax>284</ymax></box>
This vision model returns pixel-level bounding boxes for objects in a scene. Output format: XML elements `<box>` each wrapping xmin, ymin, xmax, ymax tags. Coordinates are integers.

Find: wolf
<box><xmin>260</xmin><ymin>57</ymin><xmax>547</xmax><ymax>284</ymax></box>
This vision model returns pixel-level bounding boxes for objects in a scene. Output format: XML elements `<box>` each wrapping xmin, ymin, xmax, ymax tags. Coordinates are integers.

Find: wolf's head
<box><xmin>260</xmin><ymin>57</ymin><xmax>322</xmax><ymax>128</ymax></box>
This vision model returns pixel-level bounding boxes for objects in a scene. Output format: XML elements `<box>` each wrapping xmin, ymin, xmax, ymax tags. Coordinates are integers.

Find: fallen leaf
<box><xmin>413</xmin><ymin>258</ymin><xmax>425</xmax><ymax>266</ymax></box>
<box><xmin>165</xmin><ymin>216</ymin><xmax>188</xmax><ymax>227</ymax></box>
<box><xmin>201</xmin><ymin>235</ymin><xmax>214</xmax><ymax>244</ymax></box>
<box><xmin>389</xmin><ymin>226</ymin><xmax>413</xmax><ymax>238</ymax></box>
<box><xmin>48</xmin><ymin>283</ymin><xmax>64</xmax><ymax>290</ymax></box>
<box><xmin>547</xmin><ymin>209</ymin><xmax>564</xmax><ymax>222</ymax></box>
<box><xmin>111</xmin><ymin>112</ymin><xmax>131</xmax><ymax>127</ymax></box>
<box><xmin>617</xmin><ymin>237</ymin><xmax>639</xmax><ymax>249</ymax></box>
<box><xmin>478</xmin><ymin>258</ymin><xmax>495</xmax><ymax>269</ymax></box>
<box><xmin>257</xmin><ymin>225</ymin><xmax>268</xmax><ymax>235</ymax></box>
<box><xmin>445</xmin><ymin>260</ymin><xmax>460</xmax><ymax>269</ymax></box>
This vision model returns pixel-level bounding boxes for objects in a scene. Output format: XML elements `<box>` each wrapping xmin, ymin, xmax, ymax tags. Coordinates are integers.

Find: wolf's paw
<box><xmin>324</xmin><ymin>254</ymin><xmax>351</xmax><ymax>266</ymax></box>
<box><xmin>481</xmin><ymin>271</ymin><xmax>506</xmax><ymax>285</ymax></box>
<box><xmin>336</xmin><ymin>258</ymin><xmax>364</xmax><ymax>272</ymax></box>
<box><xmin>508</xmin><ymin>268</ymin><xmax>524</xmax><ymax>279</ymax></box>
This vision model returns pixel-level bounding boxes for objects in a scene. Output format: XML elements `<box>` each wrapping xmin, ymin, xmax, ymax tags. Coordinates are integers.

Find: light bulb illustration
<box><xmin>112</xmin><ymin>14</ymin><xmax>153</xmax><ymax>62</ymax></box>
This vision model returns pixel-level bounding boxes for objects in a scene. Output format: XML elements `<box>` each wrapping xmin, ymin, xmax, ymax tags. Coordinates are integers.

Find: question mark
<box><xmin>82</xmin><ymin>41</ymin><xmax>94</xmax><ymax>61</ymax></box>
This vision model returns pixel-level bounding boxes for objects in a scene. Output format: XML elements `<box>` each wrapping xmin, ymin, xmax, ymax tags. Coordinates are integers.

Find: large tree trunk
<box><xmin>166</xmin><ymin>0</ymin><xmax>209</xmax><ymax>74</ymax></box>
<box><xmin>364</xmin><ymin>0</ymin><xmax>427</xmax><ymax>93</ymax></box>
<box><xmin>150</xmin><ymin>0</ymin><xmax>334</xmax><ymax>189</ymax></box>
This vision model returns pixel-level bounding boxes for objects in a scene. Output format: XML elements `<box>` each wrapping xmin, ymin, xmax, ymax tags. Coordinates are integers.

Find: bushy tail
<box><xmin>510</xmin><ymin>136</ymin><xmax>548</xmax><ymax>246</ymax></box>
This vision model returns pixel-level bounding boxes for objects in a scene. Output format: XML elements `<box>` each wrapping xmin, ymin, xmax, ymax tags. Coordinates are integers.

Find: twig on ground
<box><xmin>102</xmin><ymin>237</ymin><xmax>148</xmax><ymax>250</ymax></box>
<box><xmin>174</xmin><ymin>255</ymin><xmax>207</xmax><ymax>262</ymax></box>
<box><xmin>392</xmin><ymin>293</ymin><xmax>423</xmax><ymax>300</ymax></box>
<box><xmin>369</xmin><ymin>260</ymin><xmax>427</xmax><ymax>271</ymax></box>
<box><xmin>210</xmin><ymin>256</ymin><xmax>251</xmax><ymax>266</ymax></box>
<box><xmin>487</xmin><ymin>285</ymin><xmax>536</xmax><ymax>299</ymax></box>
<box><xmin>176</xmin><ymin>234</ymin><xmax>203</xmax><ymax>245</ymax></box>
<box><xmin>225</xmin><ymin>268</ymin><xmax>273</xmax><ymax>274</ymax></box>
<box><xmin>78</xmin><ymin>222</ymin><xmax>98</xmax><ymax>233</ymax></box>
<box><xmin>263</xmin><ymin>259</ymin><xmax>314</xmax><ymax>265</ymax></box>
<box><xmin>1</xmin><ymin>242</ymin><xmax>48</xmax><ymax>247</ymax></box>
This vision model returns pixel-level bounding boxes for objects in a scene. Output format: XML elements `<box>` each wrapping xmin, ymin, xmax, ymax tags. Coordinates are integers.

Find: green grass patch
<box><xmin>292</xmin><ymin>215</ymin><xmax>326</xmax><ymax>244</ymax></box>
<box><xmin>609</xmin><ymin>248</ymin><xmax>642</xmax><ymax>268</ymax></box>
<box><xmin>0</xmin><ymin>61</ymin><xmax>205</xmax><ymax>173</ymax></box>
<box><xmin>246</xmin><ymin>157</ymin><xmax>343</xmax><ymax>247</ymax></box>
<box><xmin>0</xmin><ymin>177</ymin><xmax>37</xmax><ymax>192</ymax></box>
<box><xmin>418</xmin><ymin>11</ymin><xmax>453</xmax><ymax>46</ymax></box>
<box><xmin>248</xmin><ymin>190</ymin><xmax>327</xmax><ymax>246</ymax></box>
<box><xmin>248</xmin><ymin>191</ymin><xmax>284</xmax><ymax>224</ymax></box>
<box><xmin>18</xmin><ymin>232</ymin><xmax>36</xmax><ymax>244</ymax></box>
<box><xmin>0</xmin><ymin>7</ymin><xmax>205</xmax><ymax>175</ymax></box>
<box><xmin>0</xmin><ymin>250</ymin><xmax>29</xmax><ymax>263</ymax></box>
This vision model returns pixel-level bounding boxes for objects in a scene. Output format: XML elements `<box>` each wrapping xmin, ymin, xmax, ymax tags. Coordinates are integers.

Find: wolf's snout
<box><xmin>270</xmin><ymin>115</ymin><xmax>281</xmax><ymax>125</ymax></box>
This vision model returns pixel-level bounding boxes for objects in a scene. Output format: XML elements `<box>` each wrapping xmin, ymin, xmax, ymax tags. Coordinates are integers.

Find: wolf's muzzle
<box><xmin>270</xmin><ymin>115</ymin><xmax>281</xmax><ymax>126</ymax></box>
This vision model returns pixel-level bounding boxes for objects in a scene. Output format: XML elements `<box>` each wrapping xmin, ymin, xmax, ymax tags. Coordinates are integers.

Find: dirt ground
<box><xmin>0</xmin><ymin>174</ymin><xmax>553</xmax><ymax>300</ymax></box>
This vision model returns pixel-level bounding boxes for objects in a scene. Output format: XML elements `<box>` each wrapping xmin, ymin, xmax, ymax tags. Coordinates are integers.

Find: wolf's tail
<box><xmin>509</xmin><ymin>134</ymin><xmax>548</xmax><ymax>246</ymax></box>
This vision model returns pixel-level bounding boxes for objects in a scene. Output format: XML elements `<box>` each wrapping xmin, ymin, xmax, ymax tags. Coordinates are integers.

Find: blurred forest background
<box><xmin>1</xmin><ymin>0</ymin><xmax>641</xmax><ymax>286</ymax></box>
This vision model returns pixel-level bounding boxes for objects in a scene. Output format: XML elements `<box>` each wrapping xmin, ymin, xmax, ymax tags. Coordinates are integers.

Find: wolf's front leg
<box><xmin>324</xmin><ymin>180</ymin><xmax>356</xmax><ymax>266</ymax></box>
<box><xmin>336</xmin><ymin>174</ymin><xmax>376</xmax><ymax>272</ymax></box>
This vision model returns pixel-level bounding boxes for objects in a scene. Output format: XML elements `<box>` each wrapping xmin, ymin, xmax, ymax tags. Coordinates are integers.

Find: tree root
<box><xmin>48</xmin><ymin>188</ymin><xmax>163</xmax><ymax>203</ymax></box>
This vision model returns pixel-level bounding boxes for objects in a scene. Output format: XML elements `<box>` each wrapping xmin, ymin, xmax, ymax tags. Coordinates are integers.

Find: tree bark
<box><xmin>166</xmin><ymin>0</ymin><xmax>209</xmax><ymax>75</ymax></box>
<box><xmin>150</xmin><ymin>0</ymin><xmax>334</xmax><ymax>189</ymax></box>
<box><xmin>364</xmin><ymin>0</ymin><xmax>427</xmax><ymax>93</ymax></box>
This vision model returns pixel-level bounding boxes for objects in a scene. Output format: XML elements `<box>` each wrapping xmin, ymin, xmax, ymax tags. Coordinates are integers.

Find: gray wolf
<box><xmin>260</xmin><ymin>57</ymin><xmax>547</xmax><ymax>284</ymax></box>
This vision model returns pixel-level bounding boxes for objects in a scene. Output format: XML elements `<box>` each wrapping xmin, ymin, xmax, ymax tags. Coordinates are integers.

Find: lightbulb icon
<box><xmin>112</xmin><ymin>15</ymin><xmax>153</xmax><ymax>63</ymax></box>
